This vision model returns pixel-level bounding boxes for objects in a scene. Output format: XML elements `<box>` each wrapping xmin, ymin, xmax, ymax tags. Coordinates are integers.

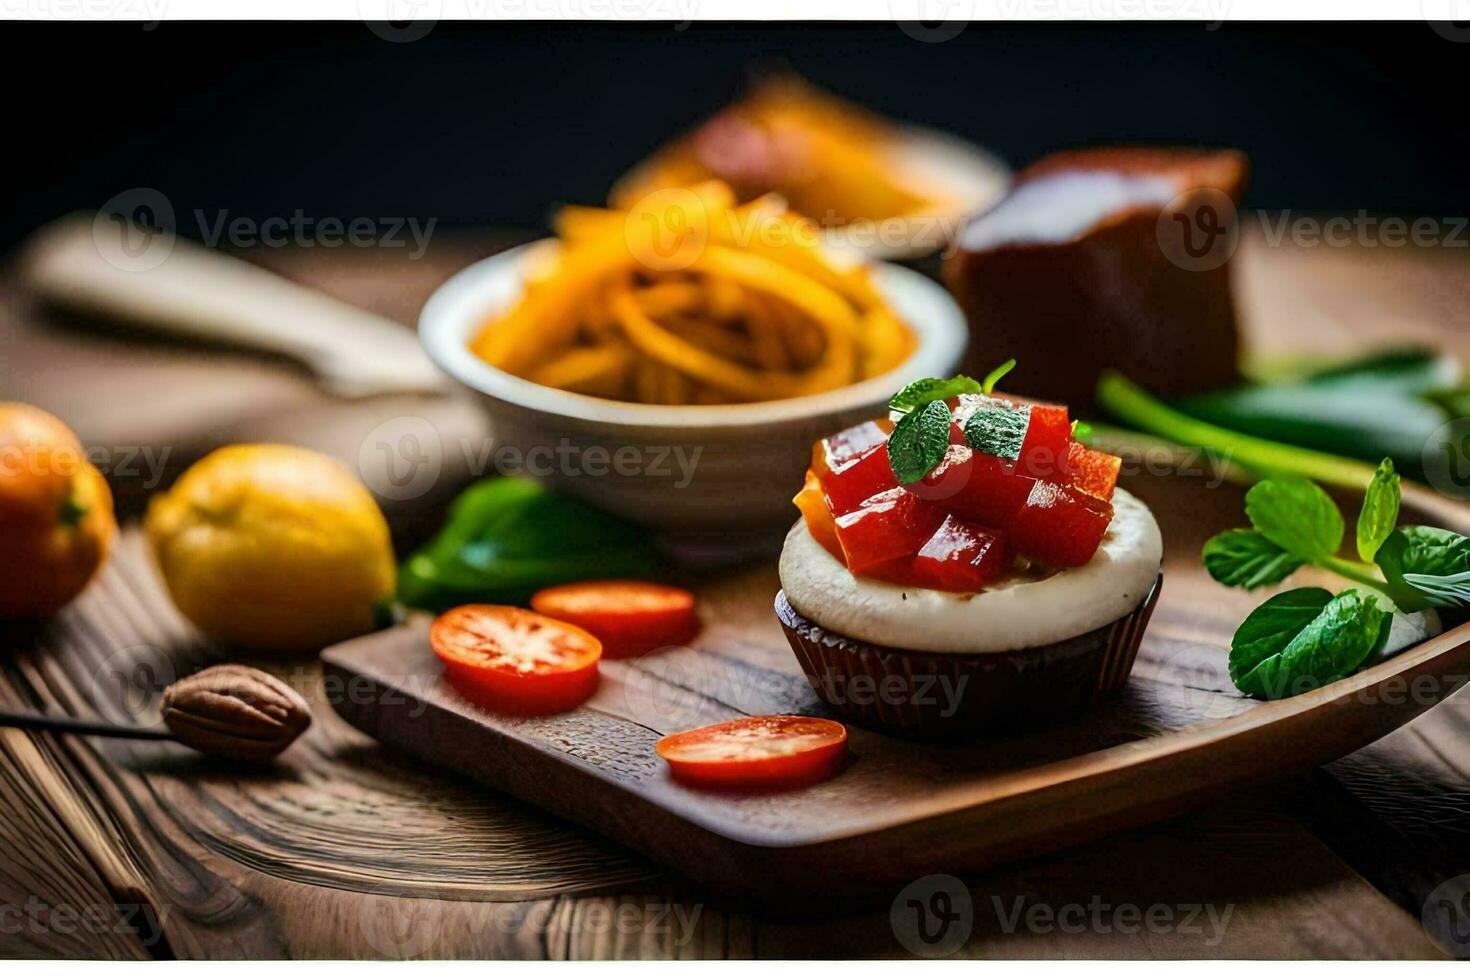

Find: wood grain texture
<box><xmin>0</xmin><ymin>224</ymin><xmax>1465</xmax><ymax>957</ymax></box>
<box><xmin>323</xmin><ymin>468</ymin><xmax>1470</xmax><ymax>904</ymax></box>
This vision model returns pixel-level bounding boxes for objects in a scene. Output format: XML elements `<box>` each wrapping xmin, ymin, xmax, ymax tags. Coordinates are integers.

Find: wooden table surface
<box><xmin>2</xmin><ymin>222</ymin><xmax>1469</xmax><ymax>960</ymax></box>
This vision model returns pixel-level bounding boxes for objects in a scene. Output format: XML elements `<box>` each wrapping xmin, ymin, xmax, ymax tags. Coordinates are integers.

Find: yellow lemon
<box><xmin>146</xmin><ymin>444</ymin><xmax>395</xmax><ymax>652</ymax></box>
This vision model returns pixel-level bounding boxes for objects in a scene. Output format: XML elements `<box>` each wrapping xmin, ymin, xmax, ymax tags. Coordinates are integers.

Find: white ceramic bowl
<box><xmin>419</xmin><ymin>241</ymin><xmax>966</xmax><ymax>531</ymax></box>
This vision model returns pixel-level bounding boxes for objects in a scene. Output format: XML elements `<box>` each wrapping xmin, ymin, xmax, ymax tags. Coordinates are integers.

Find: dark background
<box><xmin>3</xmin><ymin>21</ymin><xmax>1465</xmax><ymax>250</ymax></box>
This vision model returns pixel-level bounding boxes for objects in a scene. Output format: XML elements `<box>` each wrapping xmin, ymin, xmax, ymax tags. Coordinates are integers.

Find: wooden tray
<box><xmin>324</xmin><ymin>470</ymin><xmax>1470</xmax><ymax>902</ymax></box>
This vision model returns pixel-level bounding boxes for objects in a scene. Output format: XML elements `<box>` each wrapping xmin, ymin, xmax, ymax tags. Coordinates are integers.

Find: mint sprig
<box><xmin>1203</xmin><ymin>457</ymin><xmax>1470</xmax><ymax>698</ymax></box>
<box><xmin>884</xmin><ymin>362</ymin><xmax>1023</xmax><ymax>484</ymax></box>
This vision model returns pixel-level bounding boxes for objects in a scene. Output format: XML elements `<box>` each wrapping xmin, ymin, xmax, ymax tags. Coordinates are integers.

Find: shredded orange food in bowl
<box><xmin>468</xmin><ymin>181</ymin><xmax>917</xmax><ymax>405</ymax></box>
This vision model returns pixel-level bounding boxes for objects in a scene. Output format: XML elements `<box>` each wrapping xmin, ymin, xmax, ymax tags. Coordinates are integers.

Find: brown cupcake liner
<box><xmin>775</xmin><ymin>573</ymin><xmax>1162</xmax><ymax>740</ymax></box>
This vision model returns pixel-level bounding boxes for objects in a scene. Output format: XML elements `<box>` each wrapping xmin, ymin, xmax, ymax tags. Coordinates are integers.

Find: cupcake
<box><xmin>776</xmin><ymin>374</ymin><xmax>1163</xmax><ymax>738</ymax></box>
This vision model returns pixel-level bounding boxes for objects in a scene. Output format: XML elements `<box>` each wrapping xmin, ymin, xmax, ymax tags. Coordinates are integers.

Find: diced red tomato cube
<box><xmin>818</xmin><ymin>442</ymin><xmax>898</xmax><ymax>515</ymax></box>
<box><xmin>946</xmin><ymin>449</ymin><xmax>1037</xmax><ymax>528</ymax></box>
<box><xmin>910</xmin><ymin>515</ymin><xmax>1012</xmax><ymax>592</ymax></box>
<box><xmin>909</xmin><ymin>444</ymin><xmax>973</xmax><ymax>505</ymax></box>
<box><xmin>1066</xmin><ymin>440</ymin><xmax>1121</xmax><ymax>500</ymax></box>
<box><xmin>814</xmin><ymin>420</ymin><xmax>891</xmax><ymax>473</ymax></box>
<box><xmin>793</xmin><ymin>468</ymin><xmax>843</xmax><ymax>560</ymax></box>
<box><xmin>1009</xmin><ymin>482</ymin><xmax>1113</xmax><ymax>568</ymax></box>
<box><xmin>1016</xmin><ymin>403</ymin><xmax>1071</xmax><ymax>481</ymax></box>
<box><xmin>833</xmin><ymin>488</ymin><xmax>945</xmax><ymax>574</ymax></box>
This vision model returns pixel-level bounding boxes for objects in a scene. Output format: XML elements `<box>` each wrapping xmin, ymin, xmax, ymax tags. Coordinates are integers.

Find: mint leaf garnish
<box><xmin>1244</xmin><ymin>477</ymin><xmax>1344</xmax><ymax>563</ymax></box>
<box><xmin>963</xmin><ymin>405</ymin><xmax>1029</xmax><ymax>460</ymax></box>
<box><xmin>889</xmin><ymin>376</ymin><xmax>983</xmax><ymax>413</ymax></box>
<box><xmin>1356</xmin><ymin>458</ymin><xmax>1400</xmax><ymax>562</ymax></box>
<box><xmin>1229</xmin><ymin>587</ymin><xmax>1389</xmax><ymax>700</ymax></box>
<box><xmin>1202</xmin><ymin>529</ymin><xmax>1304</xmax><ymax>590</ymax></box>
<box><xmin>1376</xmin><ymin>525</ymin><xmax>1470</xmax><ymax>609</ymax></box>
<box><xmin>887</xmin><ymin>400</ymin><xmax>952</xmax><ymax>484</ymax></box>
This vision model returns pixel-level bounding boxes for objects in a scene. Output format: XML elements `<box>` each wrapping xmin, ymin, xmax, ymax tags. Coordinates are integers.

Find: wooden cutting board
<box><xmin>324</xmin><ymin>467</ymin><xmax>1470</xmax><ymax>904</ymax></box>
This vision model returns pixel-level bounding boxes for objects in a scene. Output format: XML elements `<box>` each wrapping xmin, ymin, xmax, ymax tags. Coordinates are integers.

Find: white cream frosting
<box><xmin>779</xmin><ymin>487</ymin><xmax>1163</xmax><ymax>653</ymax></box>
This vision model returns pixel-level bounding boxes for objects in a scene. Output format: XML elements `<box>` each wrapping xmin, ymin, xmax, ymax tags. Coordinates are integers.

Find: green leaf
<box><xmin>396</xmin><ymin>477</ymin><xmax>659</xmax><ymax>612</ymax></box>
<box><xmin>889</xmin><ymin>376</ymin><xmax>983</xmax><ymax>413</ymax></box>
<box><xmin>981</xmin><ymin>358</ymin><xmax>1017</xmax><ymax>395</ymax></box>
<box><xmin>1070</xmin><ymin>420</ymin><xmax>1095</xmax><ymax>445</ymax></box>
<box><xmin>1376</xmin><ymin>525</ymin><xmax>1470</xmax><ymax>610</ymax></box>
<box><xmin>1356</xmin><ymin>458</ymin><xmax>1401</xmax><ymax>562</ymax></box>
<box><xmin>886</xmin><ymin>399</ymin><xmax>953</xmax><ymax>484</ymax></box>
<box><xmin>1229</xmin><ymin>588</ymin><xmax>1389</xmax><ymax>700</ymax></box>
<box><xmin>1202</xmin><ymin>529</ymin><xmax>1304</xmax><ymax>590</ymax></box>
<box><xmin>964</xmin><ymin>405</ymin><xmax>1030</xmax><ymax>460</ymax></box>
<box><xmin>1244</xmin><ymin>477</ymin><xmax>1344</xmax><ymax>562</ymax></box>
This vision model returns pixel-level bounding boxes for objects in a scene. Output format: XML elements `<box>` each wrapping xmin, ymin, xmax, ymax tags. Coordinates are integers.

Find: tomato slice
<box><xmin>430</xmin><ymin>605</ymin><xmax>602</xmax><ymax>714</ymax></box>
<box><xmin>530</xmin><ymin>580</ymin><xmax>698</xmax><ymax>659</ymax></box>
<box><xmin>655</xmin><ymin>716</ymin><xmax>848</xmax><ymax>790</ymax></box>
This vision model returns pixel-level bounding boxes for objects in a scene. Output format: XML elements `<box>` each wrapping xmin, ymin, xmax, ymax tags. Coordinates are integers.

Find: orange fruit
<box><xmin>0</xmin><ymin>404</ymin><xmax>116</xmax><ymax>618</ymax></box>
